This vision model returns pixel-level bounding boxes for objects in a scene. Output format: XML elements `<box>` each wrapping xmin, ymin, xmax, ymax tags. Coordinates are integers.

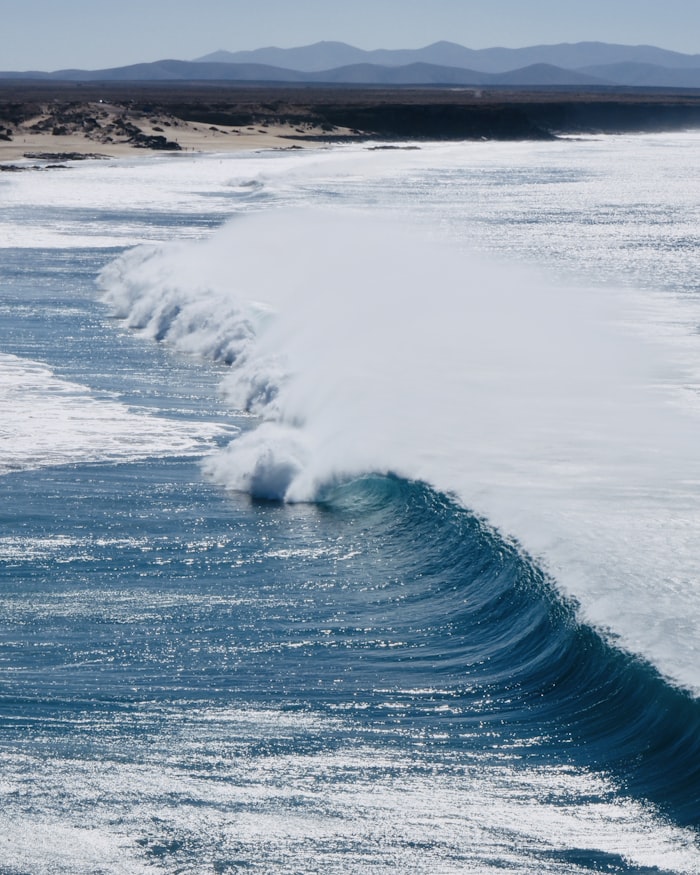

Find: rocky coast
<box><xmin>2</xmin><ymin>82</ymin><xmax>700</xmax><ymax>166</ymax></box>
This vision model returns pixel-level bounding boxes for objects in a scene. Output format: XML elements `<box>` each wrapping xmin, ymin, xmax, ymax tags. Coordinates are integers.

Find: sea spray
<box><xmin>3</xmin><ymin>136</ymin><xmax>700</xmax><ymax>870</ymax></box>
<box><xmin>100</xmin><ymin>207</ymin><xmax>700</xmax><ymax>695</ymax></box>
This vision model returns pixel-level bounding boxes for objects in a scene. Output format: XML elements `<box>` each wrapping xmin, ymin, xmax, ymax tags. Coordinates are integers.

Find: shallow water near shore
<box><xmin>1</xmin><ymin>135</ymin><xmax>700</xmax><ymax>873</ymax></box>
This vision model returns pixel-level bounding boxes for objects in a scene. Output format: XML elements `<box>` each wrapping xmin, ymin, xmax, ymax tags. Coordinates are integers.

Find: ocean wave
<box><xmin>319</xmin><ymin>474</ymin><xmax>700</xmax><ymax>826</ymax></box>
<box><xmin>99</xmin><ymin>207</ymin><xmax>700</xmax><ymax>700</ymax></box>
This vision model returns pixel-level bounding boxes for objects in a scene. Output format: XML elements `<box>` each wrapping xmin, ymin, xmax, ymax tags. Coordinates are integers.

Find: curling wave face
<box><xmin>100</xmin><ymin>208</ymin><xmax>700</xmax><ymax>702</ymax></box>
<box><xmin>318</xmin><ymin>474</ymin><xmax>700</xmax><ymax>826</ymax></box>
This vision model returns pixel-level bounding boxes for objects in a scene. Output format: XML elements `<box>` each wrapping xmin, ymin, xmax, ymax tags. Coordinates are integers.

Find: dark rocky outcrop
<box><xmin>315</xmin><ymin>102</ymin><xmax>553</xmax><ymax>140</ymax></box>
<box><xmin>2</xmin><ymin>83</ymin><xmax>700</xmax><ymax>150</ymax></box>
<box><xmin>0</xmin><ymin>98</ymin><xmax>182</xmax><ymax>151</ymax></box>
<box><xmin>131</xmin><ymin>133</ymin><xmax>181</xmax><ymax>150</ymax></box>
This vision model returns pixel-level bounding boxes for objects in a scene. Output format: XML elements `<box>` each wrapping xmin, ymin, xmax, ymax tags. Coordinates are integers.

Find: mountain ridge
<box><xmin>0</xmin><ymin>60</ymin><xmax>615</xmax><ymax>88</ymax></box>
<box><xmin>2</xmin><ymin>41</ymin><xmax>700</xmax><ymax>89</ymax></box>
<box><xmin>196</xmin><ymin>40</ymin><xmax>700</xmax><ymax>73</ymax></box>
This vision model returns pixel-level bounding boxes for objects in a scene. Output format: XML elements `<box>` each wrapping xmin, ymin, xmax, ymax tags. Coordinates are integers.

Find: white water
<box><xmin>1</xmin><ymin>706</ymin><xmax>697</xmax><ymax>875</ymax></box>
<box><xmin>0</xmin><ymin>352</ymin><xmax>227</xmax><ymax>473</ymax></box>
<box><xmin>4</xmin><ymin>135</ymin><xmax>700</xmax><ymax>693</ymax></box>
<box><xmin>2</xmin><ymin>135</ymin><xmax>700</xmax><ymax>872</ymax></box>
<box><xmin>101</xmin><ymin>199</ymin><xmax>700</xmax><ymax>698</ymax></box>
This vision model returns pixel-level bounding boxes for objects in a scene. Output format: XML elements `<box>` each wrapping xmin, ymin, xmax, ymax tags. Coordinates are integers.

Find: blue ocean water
<box><xmin>1</xmin><ymin>138</ymin><xmax>700</xmax><ymax>873</ymax></box>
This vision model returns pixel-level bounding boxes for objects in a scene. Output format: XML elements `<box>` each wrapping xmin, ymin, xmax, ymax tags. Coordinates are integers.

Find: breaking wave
<box><xmin>100</xmin><ymin>208</ymin><xmax>700</xmax><ymax>702</ymax></box>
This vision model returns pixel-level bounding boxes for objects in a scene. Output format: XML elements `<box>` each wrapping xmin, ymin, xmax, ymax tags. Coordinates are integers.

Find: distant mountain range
<box><xmin>3</xmin><ymin>41</ymin><xmax>700</xmax><ymax>89</ymax></box>
<box><xmin>196</xmin><ymin>40</ymin><xmax>700</xmax><ymax>73</ymax></box>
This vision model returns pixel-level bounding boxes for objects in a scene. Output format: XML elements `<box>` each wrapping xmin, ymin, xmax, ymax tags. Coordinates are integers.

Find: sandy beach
<box><xmin>3</xmin><ymin>82</ymin><xmax>700</xmax><ymax>167</ymax></box>
<box><xmin>0</xmin><ymin>99</ymin><xmax>344</xmax><ymax>164</ymax></box>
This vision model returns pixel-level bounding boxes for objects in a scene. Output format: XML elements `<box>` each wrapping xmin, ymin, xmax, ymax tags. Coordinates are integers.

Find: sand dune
<box><xmin>0</xmin><ymin>98</ymin><xmax>345</xmax><ymax>164</ymax></box>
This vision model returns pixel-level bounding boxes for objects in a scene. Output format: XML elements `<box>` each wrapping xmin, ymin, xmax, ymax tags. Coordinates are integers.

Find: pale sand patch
<box><xmin>161</xmin><ymin>120</ymin><xmax>334</xmax><ymax>153</ymax></box>
<box><xmin>0</xmin><ymin>133</ymin><xmax>136</xmax><ymax>162</ymax></box>
<box><xmin>0</xmin><ymin>109</ymin><xmax>350</xmax><ymax>164</ymax></box>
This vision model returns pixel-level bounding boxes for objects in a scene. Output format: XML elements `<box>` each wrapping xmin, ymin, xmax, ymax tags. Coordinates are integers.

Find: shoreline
<box><xmin>0</xmin><ymin>110</ymin><xmax>350</xmax><ymax>166</ymax></box>
<box><xmin>0</xmin><ymin>125</ymin><xmax>340</xmax><ymax>165</ymax></box>
<box><xmin>3</xmin><ymin>83</ymin><xmax>700</xmax><ymax>166</ymax></box>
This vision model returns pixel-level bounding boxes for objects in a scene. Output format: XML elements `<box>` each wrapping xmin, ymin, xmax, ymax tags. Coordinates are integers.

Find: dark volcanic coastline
<box><xmin>2</xmin><ymin>82</ymin><xmax>700</xmax><ymax>157</ymax></box>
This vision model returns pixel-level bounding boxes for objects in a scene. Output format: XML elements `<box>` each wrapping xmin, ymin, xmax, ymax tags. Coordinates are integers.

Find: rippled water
<box><xmin>1</xmin><ymin>136</ymin><xmax>699</xmax><ymax>873</ymax></box>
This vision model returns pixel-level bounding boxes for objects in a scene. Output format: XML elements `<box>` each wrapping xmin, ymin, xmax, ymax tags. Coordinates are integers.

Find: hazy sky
<box><xmin>3</xmin><ymin>0</ymin><xmax>700</xmax><ymax>71</ymax></box>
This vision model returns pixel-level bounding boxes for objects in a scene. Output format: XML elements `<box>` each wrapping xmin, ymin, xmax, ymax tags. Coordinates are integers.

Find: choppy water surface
<box><xmin>1</xmin><ymin>136</ymin><xmax>700</xmax><ymax>873</ymax></box>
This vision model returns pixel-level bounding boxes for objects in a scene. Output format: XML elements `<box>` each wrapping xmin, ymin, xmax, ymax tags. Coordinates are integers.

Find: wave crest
<box><xmin>99</xmin><ymin>207</ymin><xmax>700</xmax><ymax>695</ymax></box>
<box><xmin>202</xmin><ymin>422</ymin><xmax>308</xmax><ymax>501</ymax></box>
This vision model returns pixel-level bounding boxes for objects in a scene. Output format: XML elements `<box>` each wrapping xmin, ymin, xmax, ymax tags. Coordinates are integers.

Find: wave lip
<box><xmin>203</xmin><ymin>421</ymin><xmax>309</xmax><ymax>501</ymax></box>
<box><xmin>99</xmin><ymin>207</ymin><xmax>700</xmax><ymax>700</ymax></box>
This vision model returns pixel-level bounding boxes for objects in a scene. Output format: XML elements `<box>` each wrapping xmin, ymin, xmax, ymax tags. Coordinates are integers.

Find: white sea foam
<box><xmin>0</xmin><ymin>147</ymin><xmax>366</xmax><ymax>247</ymax></box>
<box><xmin>0</xmin><ymin>706</ymin><xmax>697</xmax><ymax>874</ymax></box>
<box><xmin>100</xmin><ymin>207</ymin><xmax>700</xmax><ymax>696</ymax></box>
<box><xmin>0</xmin><ymin>352</ymin><xmax>229</xmax><ymax>473</ymax></box>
